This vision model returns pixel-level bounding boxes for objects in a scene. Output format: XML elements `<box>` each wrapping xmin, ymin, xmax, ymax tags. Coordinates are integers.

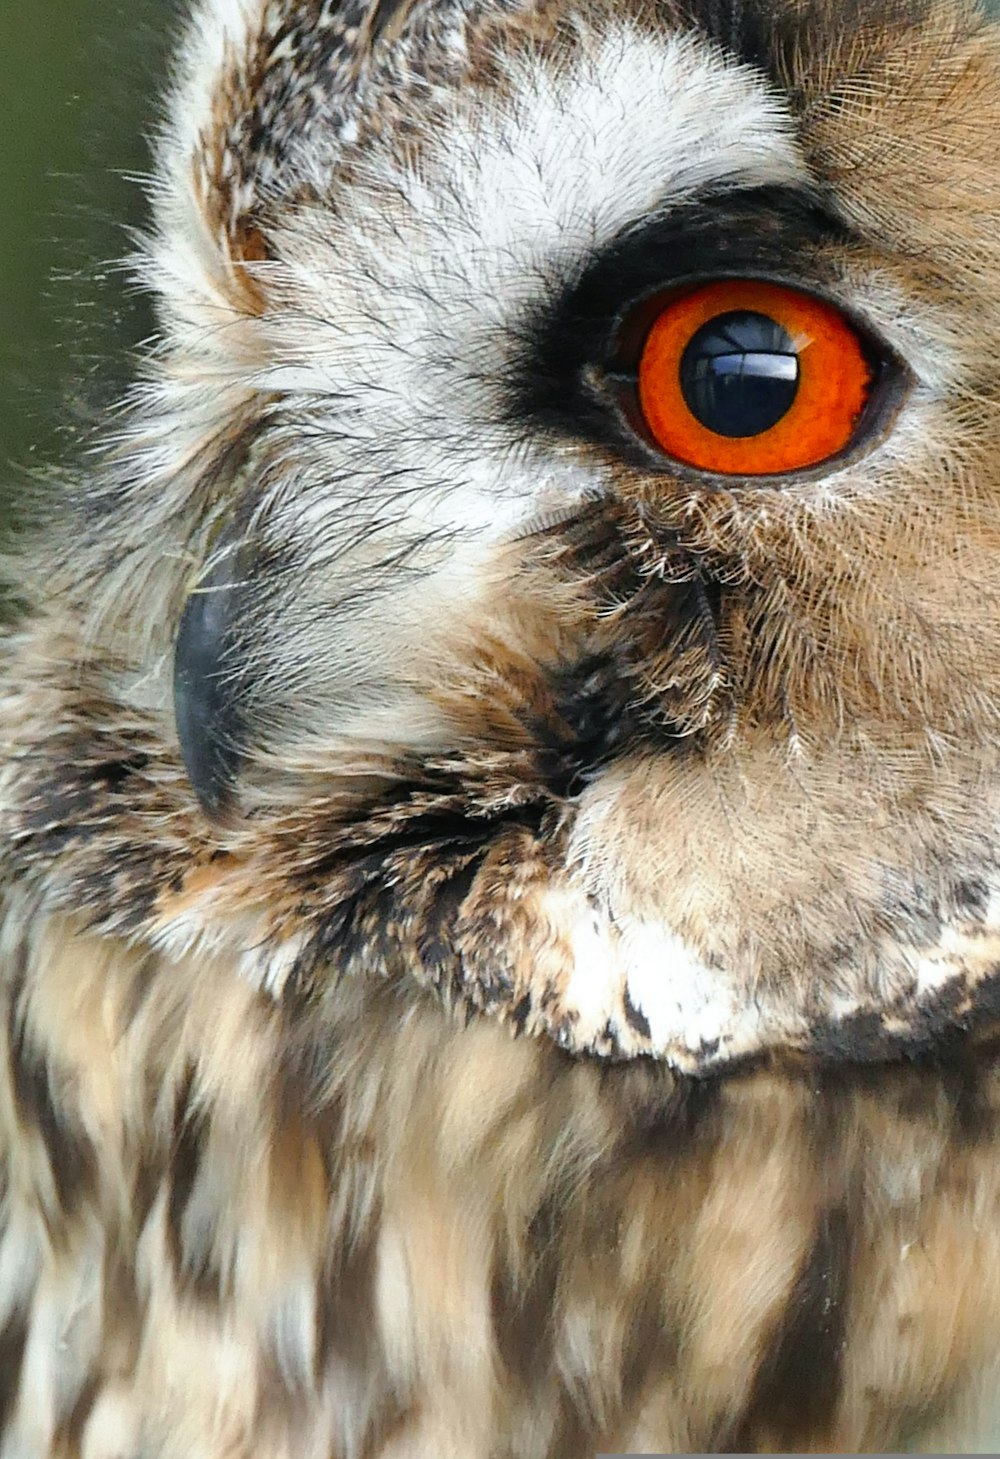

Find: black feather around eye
<box><xmin>505</xmin><ymin>185</ymin><xmax>851</xmax><ymax>457</ymax></box>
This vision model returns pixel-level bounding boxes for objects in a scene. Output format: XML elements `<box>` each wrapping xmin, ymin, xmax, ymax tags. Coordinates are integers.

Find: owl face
<box><xmin>83</xmin><ymin>0</ymin><xmax>1000</xmax><ymax>1072</ymax></box>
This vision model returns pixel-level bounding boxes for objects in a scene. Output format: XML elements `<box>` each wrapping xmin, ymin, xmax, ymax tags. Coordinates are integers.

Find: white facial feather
<box><xmin>251</xmin><ymin>27</ymin><xmax>807</xmax><ymax>526</ymax></box>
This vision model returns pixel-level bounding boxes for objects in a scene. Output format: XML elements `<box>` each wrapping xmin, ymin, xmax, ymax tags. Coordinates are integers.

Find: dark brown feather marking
<box><xmin>166</xmin><ymin>1067</ymin><xmax>222</xmax><ymax>1303</ymax></box>
<box><xmin>738</xmin><ymin>1202</ymin><xmax>851</xmax><ymax>1450</ymax></box>
<box><xmin>7</xmin><ymin>1003</ymin><xmax>96</xmax><ymax>1217</ymax></box>
<box><xmin>490</xmin><ymin>1196</ymin><xmax>562</xmax><ymax>1390</ymax></box>
<box><xmin>0</xmin><ymin>1311</ymin><xmax>28</xmax><ymax>1433</ymax></box>
<box><xmin>56</xmin><ymin>1374</ymin><xmax>100</xmax><ymax>1453</ymax></box>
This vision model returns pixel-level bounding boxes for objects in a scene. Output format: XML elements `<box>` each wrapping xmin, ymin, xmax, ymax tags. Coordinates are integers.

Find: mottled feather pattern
<box><xmin>6</xmin><ymin>0</ymin><xmax>1000</xmax><ymax>1452</ymax></box>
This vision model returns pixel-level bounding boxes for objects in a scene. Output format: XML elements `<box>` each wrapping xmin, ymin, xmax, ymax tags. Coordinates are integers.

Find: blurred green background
<box><xmin>0</xmin><ymin>2</ymin><xmax>178</xmax><ymax>532</ymax></box>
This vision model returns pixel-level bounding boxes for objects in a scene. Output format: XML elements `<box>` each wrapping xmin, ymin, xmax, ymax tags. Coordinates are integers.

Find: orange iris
<box><xmin>636</xmin><ymin>280</ymin><xmax>875</xmax><ymax>476</ymax></box>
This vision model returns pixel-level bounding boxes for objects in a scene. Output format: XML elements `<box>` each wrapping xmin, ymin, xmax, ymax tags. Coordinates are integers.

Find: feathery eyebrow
<box><xmin>507</xmin><ymin>183</ymin><xmax>852</xmax><ymax>446</ymax></box>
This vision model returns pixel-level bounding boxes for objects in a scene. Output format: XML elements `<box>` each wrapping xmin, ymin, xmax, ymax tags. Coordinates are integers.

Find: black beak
<box><xmin>173</xmin><ymin>543</ymin><xmax>252</xmax><ymax>820</ymax></box>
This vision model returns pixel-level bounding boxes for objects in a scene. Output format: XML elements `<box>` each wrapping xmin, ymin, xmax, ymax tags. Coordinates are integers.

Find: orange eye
<box><xmin>635</xmin><ymin>280</ymin><xmax>875</xmax><ymax>476</ymax></box>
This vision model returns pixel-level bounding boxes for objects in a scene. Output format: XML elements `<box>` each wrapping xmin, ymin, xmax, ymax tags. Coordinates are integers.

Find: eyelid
<box><xmin>603</xmin><ymin>273</ymin><xmax>886</xmax><ymax>374</ymax></box>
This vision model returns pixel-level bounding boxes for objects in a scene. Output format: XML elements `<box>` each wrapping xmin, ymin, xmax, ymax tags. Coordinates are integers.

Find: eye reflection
<box><xmin>679</xmin><ymin>311</ymin><xmax>799</xmax><ymax>438</ymax></box>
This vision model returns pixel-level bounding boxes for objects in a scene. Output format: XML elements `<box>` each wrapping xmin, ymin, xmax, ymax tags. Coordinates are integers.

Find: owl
<box><xmin>5</xmin><ymin>0</ymin><xmax>1000</xmax><ymax>1453</ymax></box>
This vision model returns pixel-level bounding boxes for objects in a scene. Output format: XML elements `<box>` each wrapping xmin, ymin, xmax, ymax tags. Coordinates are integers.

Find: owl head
<box><xmin>45</xmin><ymin>0</ymin><xmax>1000</xmax><ymax>1073</ymax></box>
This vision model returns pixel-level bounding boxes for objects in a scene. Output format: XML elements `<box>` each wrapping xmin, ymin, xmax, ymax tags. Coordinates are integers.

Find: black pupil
<box><xmin>679</xmin><ymin>310</ymin><xmax>799</xmax><ymax>438</ymax></box>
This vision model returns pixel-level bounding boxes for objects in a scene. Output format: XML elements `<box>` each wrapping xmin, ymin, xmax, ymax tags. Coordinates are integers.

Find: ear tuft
<box><xmin>143</xmin><ymin>0</ymin><xmax>375</xmax><ymax>339</ymax></box>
